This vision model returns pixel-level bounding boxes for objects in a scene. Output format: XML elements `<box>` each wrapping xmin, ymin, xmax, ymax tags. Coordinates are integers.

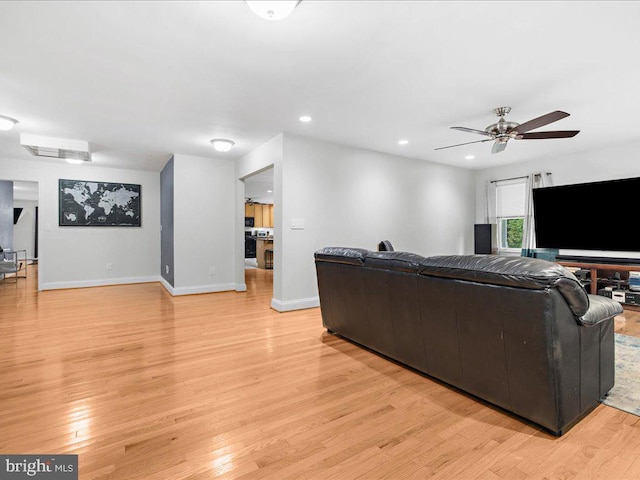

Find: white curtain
<box><xmin>521</xmin><ymin>172</ymin><xmax>553</xmax><ymax>257</ymax></box>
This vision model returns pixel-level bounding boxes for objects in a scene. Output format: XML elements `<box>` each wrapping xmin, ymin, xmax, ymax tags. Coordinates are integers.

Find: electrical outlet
<box><xmin>165</xmin><ymin>265</ymin><xmax>170</xmax><ymax>275</ymax></box>
<box><xmin>209</xmin><ymin>266</ymin><xmax>216</xmax><ymax>276</ymax></box>
<box><xmin>106</xmin><ymin>263</ymin><xmax>113</xmax><ymax>271</ymax></box>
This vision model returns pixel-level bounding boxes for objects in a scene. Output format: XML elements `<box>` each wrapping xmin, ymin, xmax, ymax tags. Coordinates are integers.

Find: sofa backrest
<box><xmin>314</xmin><ymin>248</ymin><xmax>590</xmax><ymax>317</ymax></box>
<box><xmin>365</xmin><ymin>251</ymin><xmax>424</xmax><ymax>273</ymax></box>
<box><xmin>418</xmin><ymin>255</ymin><xmax>589</xmax><ymax>317</ymax></box>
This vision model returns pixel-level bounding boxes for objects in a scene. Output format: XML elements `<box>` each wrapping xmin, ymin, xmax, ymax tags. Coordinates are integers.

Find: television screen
<box><xmin>533</xmin><ymin>176</ymin><xmax>640</xmax><ymax>252</ymax></box>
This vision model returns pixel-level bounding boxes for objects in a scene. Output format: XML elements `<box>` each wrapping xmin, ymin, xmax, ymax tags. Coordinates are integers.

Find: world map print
<box><xmin>59</xmin><ymin>179</ymin><xmax>141</xmax><ymax>226</ymax></box>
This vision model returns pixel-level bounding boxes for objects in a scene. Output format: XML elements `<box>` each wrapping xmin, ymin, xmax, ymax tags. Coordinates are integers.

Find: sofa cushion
<box><xmin>314</xmin><ymin>247</ymin><xmax>368</xmax><ymax>266</ymax></box>
<box><xmin>364</xmin><ymin>251</ymin><xmax>426</xmax><ymax>273</ymax></box>
<box><xmin>419</xmin><ymin>254</ymin><xmax>590</xmax><ymax>316</ymax></box>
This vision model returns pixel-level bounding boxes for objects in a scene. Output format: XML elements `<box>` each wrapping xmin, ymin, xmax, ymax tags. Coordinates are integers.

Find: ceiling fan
<box><xmin>435</xmin><ymin>107</ymin><xmax>580</xmax><ymax>154</ymax></box>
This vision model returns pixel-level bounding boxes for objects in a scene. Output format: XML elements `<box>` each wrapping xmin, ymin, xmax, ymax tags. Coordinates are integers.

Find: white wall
<box><xmin>13</xmin><ymin>199</ymin><xmax>37</xmax><ymax>259</ymax></box>
<box><xmin>474</xmin><ymin>139</ymin><xmax>640</xmax><ymax>259</ymax></box>
<box><xmin>276</xmin><ymin>134</ymin><xmax>476</xmax><ymax>311</ymax></box>
<box><xmin>172</xmin><ymin>153</ymin><xmax>236</xmax><ymax>294</ymax></box>
<box><xmin>0</xmin><ymin>156</ymin><xmax>160</xmax><ymax>290</ymax></box>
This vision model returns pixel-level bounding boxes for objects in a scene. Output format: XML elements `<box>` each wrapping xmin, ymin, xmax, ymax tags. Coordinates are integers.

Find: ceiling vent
<box><xmin>20</xmin><ymin>134</ymin><xmax>91</xmax><ymax>162</ymax></box>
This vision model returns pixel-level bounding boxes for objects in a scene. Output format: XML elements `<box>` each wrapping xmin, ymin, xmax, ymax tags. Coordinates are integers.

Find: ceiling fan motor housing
<box><xmin>485</xmin><ymin>118</ymin><xmax>520</xmax><ymax>136</ymax></box>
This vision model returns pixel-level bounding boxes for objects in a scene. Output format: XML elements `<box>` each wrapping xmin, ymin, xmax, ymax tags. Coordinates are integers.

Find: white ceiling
<box><xmin>245</xmin><ymin>168</ymin><xmax>274</xmax><ymax>204</ymax></box>
<box><xmin>0</xmin><ymin>1</ymin><xmax>639</xmax><ymax>172</ymax></box>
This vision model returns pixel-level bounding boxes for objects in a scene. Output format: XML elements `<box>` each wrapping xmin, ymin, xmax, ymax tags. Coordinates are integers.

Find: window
<box><xmin>495</xmin><ymin>179</ymin><xmax>526</xmax><ymax>251</ymax></box>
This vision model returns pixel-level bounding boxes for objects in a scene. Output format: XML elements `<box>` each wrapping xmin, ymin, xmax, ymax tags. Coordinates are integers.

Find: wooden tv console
<box><xmin>557</xmin><ymin>258</ymin><xmax>640</xmax><ymax>310</ymax></box>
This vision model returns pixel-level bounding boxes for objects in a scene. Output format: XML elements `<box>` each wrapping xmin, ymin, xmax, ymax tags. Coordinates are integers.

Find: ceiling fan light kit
<box><xmin>436</xmin><ymin>107</ymin><xmax>580</xmax><ymax>154</ymax></box>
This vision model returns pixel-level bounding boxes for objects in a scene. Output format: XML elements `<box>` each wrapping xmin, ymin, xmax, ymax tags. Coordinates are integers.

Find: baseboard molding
<box><xmin>235</xmin><ymin>283</ymin><xmax>247</xmax><ymax>292</ymax></box>
<box><xmin>169</xmin><ymin>283</ymin><xmax>237</xmax><ymax>296</ymax></box>
<box><xmin>271</xmin><ymin>296</ymin><xmax>320</xmax><ymax>312</ymax></box>
<box><xmin>159</xmin><ymin>277</ymin><xmax>175</xmax><ymax>295</ymax></box>
<box><xmin>41</xmin><ymin>275</ymin><xmax>160</xmax><ymax>291</ymax></box>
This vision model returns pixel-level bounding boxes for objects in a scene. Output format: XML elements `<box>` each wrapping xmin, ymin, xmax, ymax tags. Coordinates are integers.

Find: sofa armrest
<box><xmin>314</xmin><ymin>247</ymin><xmax>368</xmax><ymax>266</ymax></box>
<box><xmin>577</xmin><ymin>294</ymin><xmax>624</xmax><ymax>326</ymax></box>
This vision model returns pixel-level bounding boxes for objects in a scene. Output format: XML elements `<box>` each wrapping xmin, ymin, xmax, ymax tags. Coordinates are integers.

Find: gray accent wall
<box><xmin>0</xmin><ymin>180</ymin><xmax>14</xmax><ymax>251</ymax></box>
<box><xmin>160</xmin><ymin>157</ymin><xmax>175</xmax><ymax>286</ymax></box>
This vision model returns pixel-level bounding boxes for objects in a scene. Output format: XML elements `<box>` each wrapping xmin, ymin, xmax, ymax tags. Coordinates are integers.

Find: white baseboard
<box><xmin>159</xmin><ymin>277</ymin><xmax>175</xmax><ymax>295</ymax></box>
<box><xmin>271</xmin><ymin>296</ymin><xmax>320</xmax><ymax>312</ymax></box>
<box><xmin>41</xmin><ymin>275</ymin><xmax>160</xmax><ymax>291</ymax></box>
<box><xmin>168</xmin><ymin>283</ymin><xmax>237</xmax><ymax>296</ymax></box>
<box><xmin>235</xmin><ymin>283</ymin><xmax>247</xmax><ymax>292</ymax></box>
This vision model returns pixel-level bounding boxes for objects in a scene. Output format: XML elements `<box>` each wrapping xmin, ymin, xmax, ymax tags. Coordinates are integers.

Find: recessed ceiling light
<box><xmin>66</xmin><ymin>159</ymin><xmax>85</xmax><ymax>165</ymax></box>
<box><xmin>0</xmin><ymin>115</ymin><xmax>18</xmax><ymax>131</ymax></box>
<box><xmin>465</xmin><ymin>154</ymin><xmax>475</xmax><ymax>160</ymax></box>
<box><xmin>398</xmin><ymin>139</ymin><xmax>409</xmax><ymax>145</ymax></box>
<box><xmin>210</xmin><ymin>139</ymin><xmax>235</xmax><ymax>152</ymax></box>
<box><xmin>267</xmin><ymin>190</ymin><xmax>273</xmax><ymax>193</ymax></box>
<box><xmin>299</xmin><ymin>115</ymin><xmax>312</xmax><ymax>123</ymax></box>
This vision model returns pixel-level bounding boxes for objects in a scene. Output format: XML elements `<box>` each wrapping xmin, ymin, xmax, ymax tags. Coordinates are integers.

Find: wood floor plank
<box><xmin>2</xmin><ymin>267</ymin><xmax>640</xmax><ymax>479</ymax></box>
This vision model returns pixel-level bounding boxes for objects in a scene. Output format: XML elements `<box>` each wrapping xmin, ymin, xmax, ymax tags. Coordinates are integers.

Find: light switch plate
<box><xmin>291</xmin><ymin>218</ymin><xmax>305</xmax><ymax>230</ymax></box>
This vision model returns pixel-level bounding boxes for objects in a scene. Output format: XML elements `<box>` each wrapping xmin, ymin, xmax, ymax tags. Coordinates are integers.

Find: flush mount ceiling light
<box><xmin>210</xmin><ymin>139</ymin><xmax>235</xmax><ymax>152</ymax></box>
<box><xmin>20</xmin><ymin>134</ymin><xmax>91</xmax><ymax>162</ymax></box>
<box><xmin>299</xmin><ymin>115</ymin><xmax>312</xmax><ymax>123</ymax></box>
<box><xmin>246</xmin><ymin>1</ymin><xmax>300</xmax><ymax>21</ymax></box>
<box><xmin>0</xmin><ymin>115</ymin><xmax>19</xmax><ymax>131</ymax></box>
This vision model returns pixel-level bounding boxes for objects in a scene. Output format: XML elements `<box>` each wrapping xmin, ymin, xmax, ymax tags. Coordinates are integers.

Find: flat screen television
<box><xmin>532</xmin><ymin>176</ymin><xmax>640</xmax><ymax>252</ymax></box>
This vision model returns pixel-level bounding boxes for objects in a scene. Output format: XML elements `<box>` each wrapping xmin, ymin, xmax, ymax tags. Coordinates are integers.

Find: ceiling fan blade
<box><xmin>515</xmin><ymin>111</ymin><xmax>570</xmax><ymax>134</ymax></box>
<box><xmin>434</xmin><ymin>138</ymin><xmax>493</xmax><ymax>151</ymax></box>
<box><xmin>450</xmin><ymin>126</ymin><xmax>492</xmax><ymax>137</ymax></box>
<box><xmin>517</xmin><ymin>130</ymin><xmax>580</xmax><ymax>139</ymax></box>
<box><xmin>492</xmin><ymin>141</ymin><xmax>507</xmax><ymax>154</ymax></box>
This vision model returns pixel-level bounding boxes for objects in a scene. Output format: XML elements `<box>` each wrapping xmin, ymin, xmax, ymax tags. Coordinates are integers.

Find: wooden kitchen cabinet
<box><xmin>245</xmin><ymin>203</ymin><xmax>255</xmax><ymax>218</ymax></box>
<box><xmin>262</xmin><ymin>205</ymin><xmax>271</xmax><ymax>228</ymax></box>
<box><xmin>254</xmin><ymin>204</ymin><xmax>264</xmax><ymax>227</ymax></box>
<box><xmin>244</xmin><ymin>203</ymin><xmax>273</xmax><ymax>228</ymax></box>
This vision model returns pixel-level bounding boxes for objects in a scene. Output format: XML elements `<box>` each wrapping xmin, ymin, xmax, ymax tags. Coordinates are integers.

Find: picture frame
<box><xmin>59</xmin><ymin>179</ymin><xmax>141</xmax><ymax>227</ymax></box>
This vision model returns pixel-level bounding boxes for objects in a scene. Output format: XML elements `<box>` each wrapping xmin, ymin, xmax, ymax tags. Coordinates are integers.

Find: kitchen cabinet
<box><xmin>262</xmin><ymin>205</ymin><xmax>271</xmax><ymax>228</ymax></box>
<box><xmin>254</xmin><ymin>204</ymin><xmax>264</xmax><ymax>227</ymax></box>
<box><xmin>245</xmin><ymin>203</ymin><xmax>255</xmax><ymax>218</ymax></box>
<box><xmin>245</xmin><ymin>203</ymin><xmax>274</xmax><ymax>228</ymax></box>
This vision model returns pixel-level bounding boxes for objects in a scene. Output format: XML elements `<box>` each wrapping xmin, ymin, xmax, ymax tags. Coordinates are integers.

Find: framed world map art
<box><xmin>59</xmin><ymin>179</ymin><xmax>141</xmax><ymax>227</ymax></box>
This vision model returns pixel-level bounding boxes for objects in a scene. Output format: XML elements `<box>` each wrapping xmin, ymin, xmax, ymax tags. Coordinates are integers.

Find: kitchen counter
<box><xmin>256</xmin><ymin>238</ymin><xmax>274</xmax><ymax>269</ymax></box>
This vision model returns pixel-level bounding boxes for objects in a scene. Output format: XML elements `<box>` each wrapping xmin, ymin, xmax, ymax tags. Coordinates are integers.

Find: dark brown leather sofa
<box><xmin>314</xmin><ymin>247</ymin><xmax>623</xmax><ymax>436</ymax></box>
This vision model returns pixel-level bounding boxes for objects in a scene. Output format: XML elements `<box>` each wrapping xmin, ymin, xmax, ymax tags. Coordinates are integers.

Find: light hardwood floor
<box><xmin>2</xmin><ymin>267</ymin><xmax>640</xmax><ymax>479</ymax></box>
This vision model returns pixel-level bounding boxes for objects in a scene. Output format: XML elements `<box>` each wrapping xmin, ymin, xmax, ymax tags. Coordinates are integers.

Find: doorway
<box><xmin>243</xmin><ymin>167</ymin><xmax>274</xmax><ymax>294</ymax></box>
<box><xmin>12</xmin><ymin>181</ymin><xmax>39</xmax><ymax>264</ymax></box>
<box><xmin>0</xmin><ymin>180</ymin><xmax>38</xmax><ymax>286</ymax></box>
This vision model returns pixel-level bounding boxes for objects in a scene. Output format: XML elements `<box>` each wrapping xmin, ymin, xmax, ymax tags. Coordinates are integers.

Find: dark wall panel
<box><xmin>0</xmin><ymin>181</ymin><xmax>13</xmax><ymax>251</ymax></box>
<box><xmin>160</xmin><ymin>157</ymin><xmax>175</xmax><ymax>286</ymax></box>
